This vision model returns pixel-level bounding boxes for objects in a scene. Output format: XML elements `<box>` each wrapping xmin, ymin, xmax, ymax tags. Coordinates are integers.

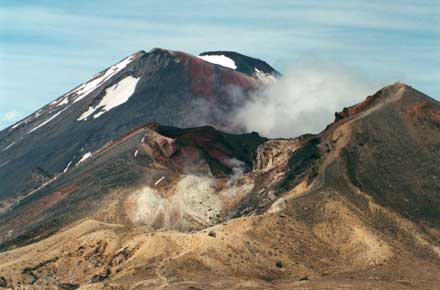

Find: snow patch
<box><xmin>198</xmin><ymin>55</ymin><xmax>237</xmax><ymax>70</ymax></box>
<box><xmin>77</xmin><ymin>75</ymin><xmax>140</xmax><ymax>121</ymax></box>
<box><xmin>28</xmin><ymin>107</ymin><xmax>68</xmax><ymax>133</ymax></box>
<box><xmin>56</xmin><ymin>97</ymin><xmax>69</xmax><ymax>107</ymax></box>
<box><xmin>92</xmin><ymin>111</ymin><xmax>105</xmax><ymax>118</ymax></box>
<box><xmin>10</xmin><ymin>116</ymin><xmax>31</xmax><ymax>131</ymax></box>
<box><xmin>154</xmin><ymin>176</ymin><xmax>165</xmax><ymax>187</ymax></box>
<box><xmin>255</xmin><ymin>68</ymin><xmax>277</xmax><ymax>84</ymax></box>
<box><xmin>1</xmin><ymin>141</ymin><xmax>16</xmax><ymax>152</ymax></box>
<box><xmin>63</xmin><ymin>161</ymin><xmax>73</xmax><ymax>173</ymax></box>
<box><xmin>77</xmin><ymin>107</ymin><xmax>96</xmax><ymax>121</ymax></box>
<box><xmin>33</xmin><ymin>110</ymin><xmax>43</xmax><ymax>118</ymax></box>
<box><xmin>10</xmin><ymin>121</ymin><xmax>23</xmax><ymax>130</ymax></box>
<box><xmin>9</xmin><ymin>108</ymin><xmax>49</xmax><ymax>132</ymax></box>
<box><xmin>77</xmin><ymin>152</ymin><xmax>92</xmax><ymax>165</ymax></box>
<box><xmin>72</xmin><ymin>55</ymin><xmax>136</xmax><ymax>104</ymax></box>
<box><xmin>134</xmin><ymin>149</ymin><xmax>139</xmax><ymax>157</ymax></box>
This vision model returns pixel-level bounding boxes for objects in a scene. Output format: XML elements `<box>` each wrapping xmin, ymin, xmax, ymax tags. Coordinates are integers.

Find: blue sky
<box><xmin>0</xmin><ymin>0</ymin><xmax>439</xmax><ymax>129</ymax></box>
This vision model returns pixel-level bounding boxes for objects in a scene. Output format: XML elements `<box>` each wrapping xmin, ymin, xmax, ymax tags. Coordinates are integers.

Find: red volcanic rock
<box><xmin>0</xmin><ymin>48</ymin><xmax>278</xmax><ymax>202</ymax></box>
<box><xmin>152</xmin><ymin>125</ymin><xmax>266</xmax><ymax>177</ymax></box>
<box><xmin>406</xmin><ymin>102</ymin><xmax>440</xmax><ymax>125</ymax></box>
<box><xmin>334</xmin><ymin>94</ymin><xmax>376</xmax><ymax>122</ymax></box>
<box><xmin>185</xmin><ymin>52</ymin><xmax>255</xmax><ymax>102</ymax></box>
<box><xmin>188</xmin><ymin>56</ymin><xmax>216</xmax><ymax>98</ymax></box>
<box><xmin>220</xmin><ymin>68</ymin><xmax>255</xmax><ymax>92</ymax></box>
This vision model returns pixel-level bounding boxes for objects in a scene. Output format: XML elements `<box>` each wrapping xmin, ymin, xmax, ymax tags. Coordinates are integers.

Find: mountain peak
<box><xmin>199</xmin><ymin>50</ymin><xmax>280</xmax><ymax>79</ymax></box>
<box><xmin>332</xmin><ymin>82</ymin><xmax>434</xmax><ymax>125</ymax></box>
<box><xmin>131</xmin><ymin>49</ymin><xmax>147</xmax><ymax>56</ymax></box>
<box><xmin>0</xmin><ymin>47</ymin><xmax>277</xmax><ymax>200</ymax></box>
<box><xmin>147</xmin><ymin>47</ymin><xmax>178</xmax><ymax>56</ymax></box>
<box><xmin>382</xmin><ymin>81</ymin><xmax>409</xmax><ymax>90</ymax></box>
<box><xmin>143</xmin><ymin>48</ymin><xmax>280</xmax><ymax>81</ymax></box>
<box><xmin>1</xmin><ymin>46</ymin><xmax>440</xmax><ymax>289</ymax></box>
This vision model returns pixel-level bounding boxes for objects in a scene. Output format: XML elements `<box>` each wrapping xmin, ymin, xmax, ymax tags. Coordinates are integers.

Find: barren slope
<box><xmin>0</xmin><ymin>83</ymin><xmax>439</xmax><ymax>289</ymax></box>
<box><xmin>0</xmin><ymin>48</ymin><xmax>278</xmax><ymax>205</ymax></box>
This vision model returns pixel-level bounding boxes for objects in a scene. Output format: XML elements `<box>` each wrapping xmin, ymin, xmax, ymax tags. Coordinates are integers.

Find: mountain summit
<box><xmin>0</xmin><ymin>49</ymin><xmax>439</xmax><ymax>289</ymax></box>
<box><xmin>199</xmin><ymin>50</ymin><xmax>280</xmax><ymax>79</ymax></box>
<box><xmin>0</xmin><ymin>48</ymin><xmax>278</xmax><ymax>202</ymax></box>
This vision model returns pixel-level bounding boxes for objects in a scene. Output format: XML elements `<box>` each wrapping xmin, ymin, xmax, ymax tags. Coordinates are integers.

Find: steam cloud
<box><xmin>226</xmin><ymin>157</ymin><xmax>246</xmax><ymax>187</ymax></box>
<box><xmin>234</xmin><ymin>57</ymin><xmax>379</xmax><ymax>138</ymax></box>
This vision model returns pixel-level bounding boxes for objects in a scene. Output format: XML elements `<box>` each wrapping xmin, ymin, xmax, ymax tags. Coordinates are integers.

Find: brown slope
<box><xmin>0</xmin><ymin>83</ymin><xmax>439</xmax><ymax>289</ymax></box>
<box><xmin>320</xmin><ymin>83</ymin><xmax>440</xmax><ymax>224</ymax></box>
<box><xmin>0</xmin><ymin>123</ymin><xmax>267</xmax><ymax>251</ymax></box>
<box><xmin>271</xmin><ymin>82</ymin><xmax>440</xmax><ymax>285</ymax></box>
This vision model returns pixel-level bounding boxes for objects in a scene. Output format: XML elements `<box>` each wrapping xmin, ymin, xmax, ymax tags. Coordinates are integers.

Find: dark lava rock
<box><xmin>275</xmin><ymin>261</ymin><xmax>284</xmax><ymax>268</ymax></box>
<box><xmin>0</xmin><ymin>276</ymin><xmax>7</xmax><ymax>287</ymax></box>
<box><xmin>199</xmin><ymin>51</ymin><xmax>280</xmax><ymax>77</ymax></box>
<box><xmin>58</xmin><ymin>283</ymin><xmax>80</xmax><ymax>290</ymax></box>
<box><xmin>0</xmin><ymin>47</ymin><xmax>265</xmax><ymax>202</ymax></box>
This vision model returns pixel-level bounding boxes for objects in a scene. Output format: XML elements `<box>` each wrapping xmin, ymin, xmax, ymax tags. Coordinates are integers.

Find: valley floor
<box><xmin>1</xmin><ymin>213</ymin><xmax>440</xmax><ymax>290</ymax></box>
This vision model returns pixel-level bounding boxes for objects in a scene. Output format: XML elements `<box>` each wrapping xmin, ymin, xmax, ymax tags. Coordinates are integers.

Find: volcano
<box><xmin>0</xmin><ymin>49</ymin><xmax>439</xmax><ymax>290</ymax></box>
<box><xmin>0</xmin><ymin>48</ymin><xmax>278</xmax><ymax>206</ymax></box>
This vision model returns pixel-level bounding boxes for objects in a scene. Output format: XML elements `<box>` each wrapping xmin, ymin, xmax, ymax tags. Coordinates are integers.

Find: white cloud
<box><xmin>0</xmin><ymin>111</ymin><xmax>21</xmax><ymax>130</ymax></box>
<box><xmin>0</xmin><ymin>0</ymin><xmax>438</xmax><ymax>129</ymax></box>
<box><xmin>1</xmin><ymin>111</ymin><xmax>19</xmax><ymax>121</ymax></box>
<box><xmin>234</xmin><ymin>57</ymin><xmax>381</xmax><ymax>138</ymax></box>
